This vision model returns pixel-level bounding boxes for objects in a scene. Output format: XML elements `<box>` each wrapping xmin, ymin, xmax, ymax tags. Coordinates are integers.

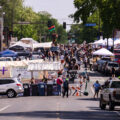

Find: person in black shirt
<box><xmin>62</xmin><ymin>78</ymin><xmax>69</xmax><ymax>98</ymax></box>
<box><xmin>112</xmin><ymin>67</ymin><xmax>115</xmax><ymax>78</ymax></box>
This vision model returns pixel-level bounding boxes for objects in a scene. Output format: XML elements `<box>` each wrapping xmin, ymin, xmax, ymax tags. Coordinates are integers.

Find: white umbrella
<box><xmin>93</xmin><ymin>48</ymin><xmax>114</xmax><ymax>56</ymax></box>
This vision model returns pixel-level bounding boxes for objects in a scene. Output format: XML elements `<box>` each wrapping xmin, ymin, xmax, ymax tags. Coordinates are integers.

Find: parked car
<box><xmin>100</xmin><ymin>79</ymin><xmax>120</xmax><ymax>110</ymax></box>
<box><xmin>105</xmin><ymin>62</ymin><xmax>119</xmax><ymax>75</ymax></box>
<box><xmin>0</xmin><ymin>78</ymin><xmax>24</xmax><ymax>98</ymax></box>
<box><xmin>34</xmin><ymin>47</ymin><xmax>44</xmax><ymax>52</ymax></box>
<box><xmin>31</xmin><ymin>54</ymin><xmax>41</xmax><ymax>60</ymax></box>
<box><xmin>50</xmin><ymin>47</ymin><xmax>60</xmax><ymax>52</ymax></box>
<box><xmin>0</xmin><ymin>57</ymin><xmax>13</xmax><ymax>61</ymax></box>
<box><xmin>97</xmin><ymin>60</ymin><xmax>106</xmax><ymax>72</ymax></box>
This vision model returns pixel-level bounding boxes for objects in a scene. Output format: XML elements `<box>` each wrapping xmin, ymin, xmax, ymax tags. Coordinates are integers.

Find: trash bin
<box><xmin>23</xmin><ymin>83</ymin><xmax>30</xmax><ymax>96</ymax></box>
<box><xmin>38</xmin><ymin>83</ymin><xmax>46</xmax><ymax>96</ymax></box>
<box><xmin>47</xmin><ymin>84</ymin><xmax>53</xmax><ymax>96</ymax></box>
<box><xmin>52</xmin><ymin>84</ymin><xmax>59</xmax><ymax>96</ymax></box>
<box><xmin>31</xmin><ymin>84</ymin><xmax>39</xmax><ymax>96</ymax></box>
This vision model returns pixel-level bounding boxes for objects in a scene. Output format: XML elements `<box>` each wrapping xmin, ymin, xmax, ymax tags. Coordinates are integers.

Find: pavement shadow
<box><xmin>88</xmin><ymin>72</ymin><xmax>104</xmax><ymax>77</ymax></box>
<box><xmin>76</xmin><ymin>97</ymin><xmax>99</xmax><ymax>101</ymax></box>
<box><xmin>0</xmin><ymin>110</ymin><xmax>119</xmax><ymax>120</ymax></box>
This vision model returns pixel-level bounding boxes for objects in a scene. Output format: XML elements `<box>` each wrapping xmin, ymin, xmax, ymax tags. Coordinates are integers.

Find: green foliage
<box><xmin>73</xmin><ymin>0</ymin><xmax>120</xmax><ymax>38</ymax></box>
<box><xmin>0</xmin><ymin>0</ymin><xmax>67</xmax><ymax>43</ymax></box>
<box><xmin>69</xmin><ymin>24</ymin><xmax>98</xmax><ymax>43</ymax></box>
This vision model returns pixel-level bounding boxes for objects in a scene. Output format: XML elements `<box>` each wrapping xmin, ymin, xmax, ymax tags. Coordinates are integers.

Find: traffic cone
<box><xmin>76</xmin><ymin>91</ymin><xmax>79</xmax><ymax>96</ymax></box>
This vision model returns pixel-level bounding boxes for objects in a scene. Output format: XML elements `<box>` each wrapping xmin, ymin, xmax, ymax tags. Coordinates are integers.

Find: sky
<box><xmin>24</xmin><ymin>0</ymin><xmax>76</xmax><ymax>30</ymax></box>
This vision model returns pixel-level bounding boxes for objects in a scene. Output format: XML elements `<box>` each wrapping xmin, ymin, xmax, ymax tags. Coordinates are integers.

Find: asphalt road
<box><xmin>0</xmin><ymin>68</ymin><xmax>120</xmax><ymax>120</ymax></box>
<box><xmin>0</xmin><ymin>94</ymin><xmax>120</xmax><ymax>120</ymax></box>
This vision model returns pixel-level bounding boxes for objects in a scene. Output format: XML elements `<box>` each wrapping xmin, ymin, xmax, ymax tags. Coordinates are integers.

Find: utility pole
<box><xmin>98</xmin><ymin>9</ymin><xmax>101</xmax><ymax>39</ymax></box>
<box><xmin>0</xmin><ymin>6</ymin><xmax>4</xmax><ymax>51</ymax></box>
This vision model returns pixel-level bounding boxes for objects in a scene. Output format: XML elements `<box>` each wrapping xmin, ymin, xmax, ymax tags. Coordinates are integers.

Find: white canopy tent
<box><xmin>20</xmin><ymin>38</ymin><xmax>38</xmax><ymax>44</ymax></box>
<box><xmin>33</xmin><ymin>42</ymin><xmax>52</xmax><ymax>49</ymax></box>
<box><xmin>114</xmin><ymin>38</ymin><xmax>120</xmax><ymax>45</ymax></box>
<box><xmin>93</xmin><ymin>39</ymin><xmax>105</xmax><ymax>45</ymax></box>
<box><xmin>10</xmin><ymin>41</ymin><xmax>31</xmax><ymax>48</ymax></box>
<box><xmin>103</xmin><ymin>38</ymin><xmax>113</xmax><ymax>46</ymax></box>
<box><xmin>28</xmin><ymin>61</ymin><xmax>61</xmax><ymax>71</ymax></box>
<box><xmin>19</xmin><ymin>38</ymin><xmax>38</xmax><ymax>50</ymax></box>
<box><xmin>93</xmin><ymin>48</ymin><xmax>114</xmax><ymax>56</ymax></box>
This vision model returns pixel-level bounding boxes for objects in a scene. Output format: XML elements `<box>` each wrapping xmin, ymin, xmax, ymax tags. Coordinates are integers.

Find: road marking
<box><xmin>91</xmin><ymin>87</ymin><xmax>94</xmax><ymax>94</ymax></box>
<box><xmin>115</xmin><ymin>111</ymin><xmax>120</xmax><ymax>116</ymax></box>
<box><xmin>0</xmin><ymin>105</ymin><xmax>11</xmax><ymax>112</ymax></box>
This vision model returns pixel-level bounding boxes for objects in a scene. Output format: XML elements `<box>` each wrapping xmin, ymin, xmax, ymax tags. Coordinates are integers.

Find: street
<box><xmin>0</xmin><ymin>70</ymin><xmax>120</xmax><ymax>120</ymax></box>
<box><xmin>0</xmin><ymin>95</ymin><xmax>119</xmax><ymax>120</ymax></box>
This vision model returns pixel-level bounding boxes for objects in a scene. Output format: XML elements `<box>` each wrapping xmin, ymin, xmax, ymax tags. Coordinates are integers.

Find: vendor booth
<box><xmin>0</xmin><ymin>60</ymin><xmax>43</xmax><ymax>82</ymax></box>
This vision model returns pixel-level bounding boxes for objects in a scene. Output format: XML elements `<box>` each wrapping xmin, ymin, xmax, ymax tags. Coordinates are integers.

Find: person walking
<box><xmin>17</xmin><ymin>74</ymin><xmax>22</xmax><ymax>82</ymax></box>
<box><xmin>93</xmin><ymin>80</ymin><xmax>101</xmax><ymax>99</ymax></box>
<box><xmin>111</xmin><ymin>67</ymin><xmax>116</xmax><ymax>78</ymax></box>
<box><xmin>57</xmin><ymin>77</ymin><xmax>63</xmax><ymax>96</ymax></box>
<box><xmin>62</xmin><ymin>78</ymin><xmax>69</xmax><ymax>98</ymax></box>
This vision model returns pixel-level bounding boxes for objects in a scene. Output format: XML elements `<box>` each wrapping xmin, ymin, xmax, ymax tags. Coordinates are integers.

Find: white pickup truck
<box><xmin>100</xmin><ymin>79</ymin><xmax>120</xmax><ymax>110</ymax></box>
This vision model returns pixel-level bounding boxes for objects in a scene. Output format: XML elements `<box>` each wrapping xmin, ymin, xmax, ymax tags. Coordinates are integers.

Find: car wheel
<box><xmin>109</xmin><ymin>96</ymin><xmax>115</xmax><ymax>111</ymax></box>
<box><xmin>7</xmin><ymin>90</ymin><xmax>16</xmax><ymax>98</ymax></box>
<box><xmin>100</xmin><ymin>96</ymin><xmax>106</xmax><ymax>110</ymax></box>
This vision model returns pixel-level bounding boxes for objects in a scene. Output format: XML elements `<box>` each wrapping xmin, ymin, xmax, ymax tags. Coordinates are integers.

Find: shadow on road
<box><xmin>0</xmin><ymin>110</ymin><xmax>119</xmax><ymax>120</ymax></box>
<box><xmin>88</xmin><ymin>72</ymin><xmax>105</xmax><ymax>77</ymax></box>
<box><xmin>76</xmin><ymin>97</ymin><xmax>99</xmax><ymax>101</ymax></box>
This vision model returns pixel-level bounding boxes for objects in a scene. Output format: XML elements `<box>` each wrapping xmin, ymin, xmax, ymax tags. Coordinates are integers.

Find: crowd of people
<box><xmin>18</xmin><ymin>43</ymin><xmax>116</xmax><ymax>98</ymax></box>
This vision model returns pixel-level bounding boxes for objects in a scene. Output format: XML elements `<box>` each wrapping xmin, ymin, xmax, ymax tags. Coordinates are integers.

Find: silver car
<box><xmin>0</xmin><ymin>78</ymin><xmax>24</xmax><ymax>98</ymax></box>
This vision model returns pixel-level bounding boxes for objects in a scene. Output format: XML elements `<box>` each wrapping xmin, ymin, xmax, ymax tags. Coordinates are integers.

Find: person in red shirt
<box><xmin>57</xmin><ymin>77</ymin><xmax>63</xmax><ymax>96</ymax></box>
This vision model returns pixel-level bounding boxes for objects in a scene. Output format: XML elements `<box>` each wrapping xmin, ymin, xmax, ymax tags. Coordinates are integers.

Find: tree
<box><xmin>0</xmin><ymin>0</ymin><xmax>67</xmax><ymax>44</ymax></box>
<box><xmin>73</xmin><ymin>0</ymin><xmax>120</xmax><ymax>38</ymax></box>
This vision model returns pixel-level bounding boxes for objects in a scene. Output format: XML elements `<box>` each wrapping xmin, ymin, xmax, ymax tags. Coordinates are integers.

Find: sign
<box><xmin>85</xmin><ymin>23</ymin><xmax>96</xmax><ymax>26</ymax></box>
<box><xmin>17</xmin><ymin>21</ymin><xmax>30</xmax><ymax>24</ymax></box>
<box><xmin>0</xmin><ymin>67</ymin><xmax>11</xmax><ymax>78</ymax></box>
<box><xmin>12</xmin><ymin>67</ymin><xmax>39</xmax><ymax>79</ymax></box>
<box><xmin>0</xmin><ymin>67</ymin><xmax>7</xmax><ymax>75</ymax></box>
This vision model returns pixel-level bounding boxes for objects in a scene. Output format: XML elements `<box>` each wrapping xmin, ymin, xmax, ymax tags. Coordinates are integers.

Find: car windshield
<box><xmin>108</xmin><ymin>63</ymin><xmax>119</xmax><ymax>67</ymax></box>
<box><xmin>111</xmin><ymin>81</ymin><xmax>120</xmax><ymax>88</ymax></box>
<box><xmin>0</xmin><ymin>58</ymin><xmax>12</xmax><ymax>61</ymax></box>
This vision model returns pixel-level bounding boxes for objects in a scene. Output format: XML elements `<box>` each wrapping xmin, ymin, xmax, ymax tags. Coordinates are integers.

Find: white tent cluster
<box><xmin>10</xmin><ymin>38</ymin><xmax>53</xmax><ymax>50</ymax></box>
<box><xmin>92</xmin><ymin>38</ymin><xmax>120</xmax><ymax>46</ymax></box>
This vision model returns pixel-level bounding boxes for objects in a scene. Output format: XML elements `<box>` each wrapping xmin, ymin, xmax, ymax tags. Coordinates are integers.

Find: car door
<box><xmin>0</xmin><ymin>80</ymin><xmax>9</xmax><ymax>93</ymax></box>
<box><xmin>102</xmin><ymin>84</ymin><xmax>110</xmax><ymax>101</ymax></box>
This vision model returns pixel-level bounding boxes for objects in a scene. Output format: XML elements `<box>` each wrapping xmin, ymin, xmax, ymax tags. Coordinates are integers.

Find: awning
<box><xmin>28</xmin><ymin>62</ymin><xmax>61</xmax><ymax>71</ymax></box>
<box><xmin>33</xmin><ymin>42</ymin><xmax>52</xmax><ymax>48</ymax></box>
